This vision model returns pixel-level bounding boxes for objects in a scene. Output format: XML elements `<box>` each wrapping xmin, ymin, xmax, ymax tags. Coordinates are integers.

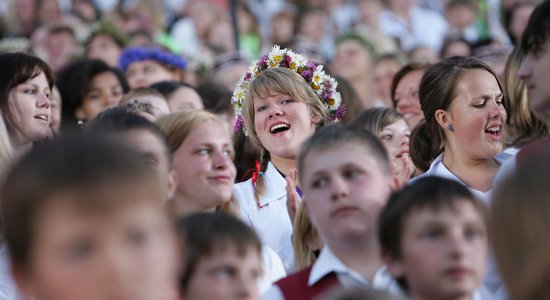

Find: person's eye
<box><xmin>223</xmin><ymin>148</ymin><xmax>234</xmax><ymax>157</ymax></box>
<box><xmin>144</xmin><ymin>66</ymin><xmax>156</xmax><ymax>73</ymax></box>
<box><xmin>281</xmin><ymin>98</ymin><xmax>294</xmax><ymax>105</ymax></box>
<box><xmin>343</xmin><ymin>169</ymin><xmax>358</xmax><ymax>179</ymax></box>
<box><xmin>256</xmin><ymin>105</ymin><xmax>267</xmax><ymax>112</ymax></box>
<box><xmin>411</xmin><ymin>90</ymin><xmax>419</xmax><ymax>98</ymax></box>
<box><xmin>126</xmin><ymin>70</ymin><xmax>135</xmax><ymax>78</ymax></box>
<box><xmin>381</xmin><ymin>134</ymin><xmax>393</xmax><ymax>141</ymax></box>
<box><xmin>213</xmin><ymin>266</ymin><xmax>235</xmax><ymax>278</ymax></box>
<box><xmin>311</xmin><ymin>177</ymin><xmax>328</xmax><ymax>189</ymax></box>
<box><xmin>112</xmin><ymin>88</ymin><xmax>124</xmax><ymax>97</ymax></box>
<box><xmin>423</xmin><ymin>229</ymin><xmax>443</xmax><ymax>241</ymax></box>
<box><xmin>473</xmin><ymin>102</ymin><xmax>486</xmax><ymax>108</ymax></box>
<box><xmin>87</xmin><ymin>93</ymin><xmax>101</xmax><ymax>100</ymax></box>
<box><xmin>197</xmin><ymin>148</ymin><xmax>210</xmax><ymax>156</ymax></box>
<box><xmin>464</xmin><ymin>226</ymin><xmax>485</xmax><ymax>241</ymax></box>
<box><xmin>24</xmin><ymin>89</ymin><xmax>37</xmax><ymax>95</ymax></box>
<box><xmin>66</xmin><ymin>240</ymin><xmax>94</xmax><ymax>261</ymax></box>
<box><xmin>128</xmin><ymin>228</ymin><xmax>148</xmax><ymax>246</ymax></box>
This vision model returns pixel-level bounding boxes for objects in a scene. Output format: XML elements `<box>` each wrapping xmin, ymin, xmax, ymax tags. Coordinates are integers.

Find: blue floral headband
<box><xmin>119</xmin><ymin>47</ymin><xmax>187</xmax><ymax>72</ymax></box>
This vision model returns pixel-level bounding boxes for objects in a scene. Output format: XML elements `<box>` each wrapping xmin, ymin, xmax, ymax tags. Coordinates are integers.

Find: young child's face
<box><xmin>302</xmin><ymin>143</ymin><xmax>392</xmax><ymax>244</ymax></box>
<box><xmin>379</xmin><ymin>118</ymin><xmax>410</xmax><ymax>161</ymax></box>
<box><xmin>184</xmin><ymin>245</ymin><xmax>262</xmax><ymax>300</ymax></box>
<box><xmin>126</xmin><ymin>60</ymin><xmax>177</xmax><ymax>89</ymax></box>
<box><xmin>19</xmin><ymin>192</ymin><xmax>180</xmax><ymax>300</ymax></box>
<box><xmin>388</xmin><ymin>201</ymin><xmax>488</xmax><ymax>300</ymax></box>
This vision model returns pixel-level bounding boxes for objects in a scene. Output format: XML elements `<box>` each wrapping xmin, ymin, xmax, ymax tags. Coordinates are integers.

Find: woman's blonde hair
<box><xmin>491</xmin><ymin>151</ymin><xmax>550</xmax><ymax>300</ymax></box>
<box><xmin>156</xmin><ymin>109</ymin><xmax>239</xmax><ymax>215</ymax></box>
<box><xmin>293</xmin><ymin>201</ymin><xmax>321</xmax><ymax>269</ymax></box>
<box><xmin>157</xmin><ymin>109</ymin><xmax>232</xmax><ymax>154</ymax></box>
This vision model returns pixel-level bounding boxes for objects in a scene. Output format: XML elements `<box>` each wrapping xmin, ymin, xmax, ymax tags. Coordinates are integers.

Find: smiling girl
<box><xmin>232</xmin><ymin>46</ymin><xmax>343</xmax><ymax>272</ymax></box>
<box><xmin>0</xmin><ymin>53</ymin><xmax>54</xmax><ymax>155</ymax></box>
<box><xmin>157</xmin><ymin>110</ymin><xmax>236</xmax><ymax>217</ymax></box>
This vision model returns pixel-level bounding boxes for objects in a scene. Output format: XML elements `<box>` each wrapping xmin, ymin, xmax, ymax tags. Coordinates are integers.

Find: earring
<box><xmin>447</xmin><ymin>124</ymin><xmax>454</xmax><ymax>132</ymax></box>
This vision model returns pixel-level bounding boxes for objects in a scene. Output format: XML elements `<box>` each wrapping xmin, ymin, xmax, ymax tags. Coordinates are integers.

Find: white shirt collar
<box><xmin>421</xmin><ymin>152</ymin><xmax>513</xmax><ymax>204</ymax></box>
<box><xmin>258</xmin><ymin>162</ymin><xmax>288</xmax><ymax>206</ymax></box>
<box><xmin>308</xmin><ymin>246</ymin><xmax>399</xmax><ymax>292</ymax></box>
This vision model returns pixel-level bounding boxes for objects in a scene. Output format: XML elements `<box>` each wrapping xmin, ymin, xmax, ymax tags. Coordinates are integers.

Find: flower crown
<box><xmin>232</xmin><ymin>45</ymin><xmax>345</xmax><ymax>134</ymax></box>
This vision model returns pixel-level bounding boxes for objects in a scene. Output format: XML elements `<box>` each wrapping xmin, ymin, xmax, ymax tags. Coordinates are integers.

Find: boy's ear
<box><xmin>75</xmin><ymin>105</ymin><xmax>86</xmax><ymax>120</ymax></box>
<box><xmin>166</xmin><ymin>170</ymin><xmax>178</xmax><ymax>200</ymax></box>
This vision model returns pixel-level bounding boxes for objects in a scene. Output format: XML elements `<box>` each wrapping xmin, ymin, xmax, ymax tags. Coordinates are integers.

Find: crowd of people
<box><xmin>0</xmin><ymin>0</ymin><xmax>549</xmax><ymax>299</ymax></box>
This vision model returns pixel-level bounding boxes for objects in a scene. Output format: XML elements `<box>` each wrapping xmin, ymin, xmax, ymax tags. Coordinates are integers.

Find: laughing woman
<box><xmin>232</xmin><ymin>46</ymin><xmax>343</xmax><ymax>272</ymax></box>
<box><xmin>412</xmin><ymin>56</ymin><xmax>510</xmax><ymax>202</ymax></box>
<box><xmin>0</xmin><ymin>53</ymin><xmax>54</xmax><ymax>156</ymax></box>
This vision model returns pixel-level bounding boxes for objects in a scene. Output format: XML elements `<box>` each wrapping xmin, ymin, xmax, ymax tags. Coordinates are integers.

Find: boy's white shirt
<box><xmin>411</xmin><ymin>151</ymin><xmax>514</xmax><ymax>205</ymax></box>
<box><xmin>262</xmin><ymin>246</ymin><xmax>402</xmax><ymax>300</ymax></box>
<box><xmin>263</xmin><ymin>245</ymin><xmax>497</xmax><ymax>300</ymax></box>
<box><xmin>234</xmin><ymin>161</ymin><xmax>296</xmax><ymax>273</ymax></box>
<box><xmin>0</xmin><ymin>244</ymin><xmax>23</xmax><ymax>300</ymax></box>
<box><xmin>259</xmin><ymin>246</ymin><xmax>287</xmax><ymax>294</ymax></box>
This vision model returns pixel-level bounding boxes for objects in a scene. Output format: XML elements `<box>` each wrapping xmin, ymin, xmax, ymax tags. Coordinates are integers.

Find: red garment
<box><xmin>275</xmin><ymin>266</ymin><xmax>341</xmax><ymax>300</ymax></box>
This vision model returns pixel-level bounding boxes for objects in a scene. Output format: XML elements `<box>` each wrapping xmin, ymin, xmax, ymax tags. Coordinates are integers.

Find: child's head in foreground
<box><xmin>2</xmin><ymin>134</ymin><xmax>180</xmax><ymax>300</ymax></box>
<box><xmin>177</xmin><ymin>212</ymin><xmax>262</xmax><ymax>300</ymax></box>
<box><xmin>297</xmin><ymin>124</ymin><xmax>393</xmax><ymax>246</ymax></box>
<box><xmin>491</xmin><ymin>151</ymin><xmax>550</xmax><ymax>300</ymax></box>
<box><xmin>379</xmin><ymin>176</ymin><xmax>489</xmax><ymax>300</ymax></box>
<box><xmin>85</xmin><ymin>107</ymin><xmax>177</xmax><ymax>201</ymax></box>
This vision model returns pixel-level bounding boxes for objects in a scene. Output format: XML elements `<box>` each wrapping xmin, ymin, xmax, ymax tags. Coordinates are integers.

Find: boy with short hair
<box><xmin>2</xmin><ymin>134</ymin><xmax>180</xmax><ymax>300</ymax></box>
<box><xmin>177</xmin><ymin>212</ymin><xmax>263</xmax><ymax>300</ymax></box>
<box><xmin>119</xmin><ymin>87</ymin><xmax>171</xmax><ymax>119</ymax></box>
<box><xmin>379</xmin><ymin>176</ymin><xmax>491</xmax><ymax>300</ymax></box>
<box><xmin>85</xmin><ymin>107</ymin><xmax>178</xmax><ymax>201</ymax></box>
<box><xmin>263</xmin><ymin>124</ymin><xmax>400</xmax><ymax>300</ymax></box>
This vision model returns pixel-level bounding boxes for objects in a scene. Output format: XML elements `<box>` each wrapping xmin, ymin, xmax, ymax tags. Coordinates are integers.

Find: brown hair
<box><xmin>333</xmin><ymin>75</ymin><xmax>365</xmax><ymax>124</ymax></box>
<box><xmin>177</xmin><ymin>212</ymin><xmax>262</xmax><ymax>290</ymax></box>
<box><xmin>417</xmin><ymin>56</ymin><xmax>505</xmax><ymax>162</ymax></box>
<box><xmin>390</xmin><ymin>62</ymin><xmax>430</xmax><ymax>108</ymax></box>
<box><xmin>157</xmin><ymin>110</ymin><xmax>232</xmax><ymax>155</ymax></box>
<box><xmin>491</xmin><ymin>151</ymin><xmax>550</xmax><ymax>300</ymax></box>
<box><xmin>379</xmin><ymin>176</ymin><xmax>488</xmax><ymax>290</ymax></box>
<box><xmin>298</xmin><ymin>123</ymin><xmax>391</xmax><ymax>184</ymax></box>
<box><xmin>503</xmin><ymin>47</ymin><xmax>548</xmax><ymax>148</ymax></box>
<box><xmin>120</xmin><ymin>87</ymin><xmax>166</xmax><ymax>104</ymax></box>
<box><xmin>350</xmin><ymin>107</ymin><xmax>404</xmax><ymax>135</ymax></box>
